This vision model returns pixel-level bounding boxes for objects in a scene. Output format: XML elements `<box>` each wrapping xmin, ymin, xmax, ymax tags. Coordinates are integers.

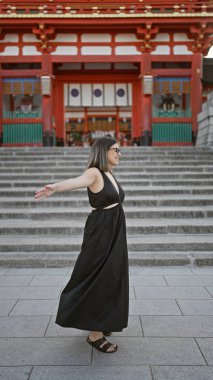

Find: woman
<box><xmin>34</xmin><ymin>136</ymin><xmax>129</xmax><ymax>353</ymax></box>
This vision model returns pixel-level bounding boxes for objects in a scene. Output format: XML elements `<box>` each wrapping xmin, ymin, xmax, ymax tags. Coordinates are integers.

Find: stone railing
<box><xmin>196</xmin><ymin>91</ymin><xmax>213</xmax><ymax>147</ymax></box>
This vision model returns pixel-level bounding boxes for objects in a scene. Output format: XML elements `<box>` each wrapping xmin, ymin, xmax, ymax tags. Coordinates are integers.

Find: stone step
<box><xmin>1</xmin><ymin>218</ymin><xmax>213</xmax><ymax>235</ymax></box>
<box><xmin>1</xmin><ymin>150</ymin><xmax>211</xmax><ymax>155</ymax></box>
<box><xmin>1</xmin><ymin>187</ymin><xmax>213</xmax><ymax>196</ymax></box>
<box><xmin>0</xmin><ymin>234</ymin><xmax>212</xmax><ymax>252</ymax></box>
<box><xmin>0</xmin><ymin>250</ymin><xmax>212</xmax><ymax>267</ymax></box>
<box><xmin>2</xmin><ymin>151</ymin><xmax>212</xmax><ymax>155</ymax></box>
<box><xmin>0</xmin><ymin>147</ymin><xmax>212</xmax><ymax>156</ymax></box>
<box><xmin>0</xmin><ymin>147</ymin><xmax>211</xmax><ymax>154</ymax></box>
<box><xmin>1</xmin><ymin>155</ymin><xmax>213</xmax><ymax>162</ymax></box>
<box><xmin>1</xmin><ymin>178</ymin><xmax>213</xmax><ymax>187</ymax></box>
<box><xmin>1</xmin><ymin>154</ymin><xmax>213</xmax><ymax>166</ymax></box>
<box><xmin>0</xmin><ymin>206</ymin><xmax>211</xmax><ymax>219</ymax></box>
<box><xmin>1</xmin><ymin>166</ymin><xmax>213</xmax><ymax>173</ymax></box>
<box><xmin>0</xmin><ymin>146</ymin><xmax>210</xmax><ymax>150</ymax></box>
<box><xmin>0</xmin><ymin>172</ymin><xmax>213</xmax><ymax>180</ymax></box>
<box><xmin>1</xmin><ymin>176</ymin><xmax>213</xmax><ymax>190</ymax></box>
<box><xmin>1</xmin><ymin>160</ymin><xmax>213</xmax><ymax>166</ymax></box>
<box><xmin>0</xmin><ymin>195</ymin><xmax>212</xmax><ymax>208</ymax></box>
<box><xmin>0</xmin><ymin>147</ymin><xmax>211</xmax><ymax>153</ymax></box>
<box><xmin>1</xmin><ymin>159</ymin><xmax>213</xmax><ymax>166</ymax></box>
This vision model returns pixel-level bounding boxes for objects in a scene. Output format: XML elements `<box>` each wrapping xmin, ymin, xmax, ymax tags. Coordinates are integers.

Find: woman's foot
<box><xmin>88</xmin><ymin>331</ymin><xmax>104</xmax><ymax>341</ymax></box>
<box><xmin>86</xmin><ymin>335</ymin><xmax>118</xmax><ymax>353</ymax></box>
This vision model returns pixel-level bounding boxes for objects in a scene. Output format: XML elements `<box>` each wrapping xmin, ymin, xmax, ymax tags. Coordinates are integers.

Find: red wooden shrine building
<box><xmin>0</xmin><ymin>0</ymin><xmax>213</xmax><ymax>147</ymax></box>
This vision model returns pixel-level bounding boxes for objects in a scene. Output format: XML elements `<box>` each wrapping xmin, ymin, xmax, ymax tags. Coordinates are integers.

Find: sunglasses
<box><xmin>109</xmin><ymin>148</ymin><xmax>121</xmax><ymax>154</ymax></box>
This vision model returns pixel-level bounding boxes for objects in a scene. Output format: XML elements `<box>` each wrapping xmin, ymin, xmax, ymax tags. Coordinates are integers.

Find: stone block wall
<box><xmin>196</xmin><ymin>91</ymin><xmax>213</xmax><ymax>147</ymax></box>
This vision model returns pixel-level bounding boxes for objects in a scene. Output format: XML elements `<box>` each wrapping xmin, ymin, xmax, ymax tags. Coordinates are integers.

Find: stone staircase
<box><xmin>0</xmin><ymin>146</ymin><xmax>213</xmax><ymax>267</ymax></box>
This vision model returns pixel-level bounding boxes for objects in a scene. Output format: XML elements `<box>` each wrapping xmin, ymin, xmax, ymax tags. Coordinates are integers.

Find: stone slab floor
<box><xmin>0</xmin><ymin>265</ymin><xmax>213</xmax><ymax>380</ymax></box>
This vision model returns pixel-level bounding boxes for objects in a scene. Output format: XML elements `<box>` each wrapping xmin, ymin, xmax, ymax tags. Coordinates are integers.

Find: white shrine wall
<box><xmin>0</xmin><ymin>32</ymin><xmax>195</xmax><ymax>57</ymax></box>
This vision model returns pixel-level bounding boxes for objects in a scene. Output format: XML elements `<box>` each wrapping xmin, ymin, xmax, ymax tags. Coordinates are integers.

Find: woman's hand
<box><xmin>34</xmin><ymin>184</ymin><xmax>56</xmax><ymax>201</ymax></box>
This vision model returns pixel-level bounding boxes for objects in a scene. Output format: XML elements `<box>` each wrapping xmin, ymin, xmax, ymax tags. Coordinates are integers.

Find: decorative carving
<box><xmin>189</xmin><ymin>23</ymin><xmax>213</xmax><ymax>55</ymax></box>
<box><xmin>136</xmin><ymin>24</ymin><xmax>159</xmax><ymax>53</ymax></box>
<box><xmin>32</xmin><ymin>24</ymin><xmax>55</xmax><ymax>53</ymax></box>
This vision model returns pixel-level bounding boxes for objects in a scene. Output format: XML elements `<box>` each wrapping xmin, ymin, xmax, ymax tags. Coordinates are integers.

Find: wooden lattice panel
<box><xmin>154</xmin><ymin>79</ymin><xmax>191</xmax><ymax>94</ymax></box>
<box><xmin>3</xmin><ymin>82</ymin><xmax>11</xmax><ymax>94</ymax></box>
<box><xmin>154</xmin><ymin>81</ymin><xmax>160</xmax><ymax>94</ymax></box>
<box><xmin>172</xmin><ymin>81</ymin><xmax>181</xmax><ymax>93</ymax></box>
<box><xmin>162</xmin><ymin>81</ymin><xmax>170</xmax><ymax>94</ymax></box>
<box><xmin>182</xmin><ymin>81</ymin><xmax>191</xmax><ymax>94</ymax></box>
<box><xmin>3</xmin><ymin>80</ymin><xmax>41</xmax><ymax>95</ymax></box>
<box><xmin>23</xmin><ymin>81</ymin><xmax>33</xmax><ymax>95</ymax></box>
<box><xmin>34</xmin><ymin>82</ymin><xmax>41</xmax><ymax>94</ymax></box>
<box><xmin>13</xmin><ymin>82</ymin><xmax>22</xmax><ymax>95</ymax></box>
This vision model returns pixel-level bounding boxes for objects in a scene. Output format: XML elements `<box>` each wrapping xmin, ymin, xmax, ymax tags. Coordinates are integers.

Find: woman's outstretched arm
<box><xmin>34</xmin><ymin>167</ymin><xmax>98</xmax><ymax>201</ymax></box>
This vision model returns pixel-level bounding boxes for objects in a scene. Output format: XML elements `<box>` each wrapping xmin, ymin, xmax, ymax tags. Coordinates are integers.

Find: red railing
<box><xmin>0</xmin><ymin>1</ymin><xmax>212</xmax><ymax>16</ymax></box>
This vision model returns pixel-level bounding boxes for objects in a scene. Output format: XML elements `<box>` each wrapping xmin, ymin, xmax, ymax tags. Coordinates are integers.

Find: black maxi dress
<box><xmin>55</xmin><ymin>169</ymin><xmax>129</xmax><ymax>332</ymax></box>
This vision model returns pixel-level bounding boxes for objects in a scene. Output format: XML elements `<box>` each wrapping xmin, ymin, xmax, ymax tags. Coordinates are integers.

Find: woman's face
<box><xmin>107</xmin><ymin>143</ymin><xmax>121</xmax><ymax>168</ymax></box>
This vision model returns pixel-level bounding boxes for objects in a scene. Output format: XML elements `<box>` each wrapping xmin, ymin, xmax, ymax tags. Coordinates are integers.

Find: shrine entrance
<box><xmin>63</xmin><ymin>83</ymin><xmax>132</xmax><ymax>146</ymax></box>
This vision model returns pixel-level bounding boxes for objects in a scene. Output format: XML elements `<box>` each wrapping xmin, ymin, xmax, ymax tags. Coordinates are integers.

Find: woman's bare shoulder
<box><xmin>84</xmin><ymin>167</ymin><xmax>101</xmax><ymax>177</ymax></box>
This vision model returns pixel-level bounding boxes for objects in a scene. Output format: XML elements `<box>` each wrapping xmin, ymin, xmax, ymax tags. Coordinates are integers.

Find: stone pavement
<box><xmin>1</xmin><ymin>266</ymin><xmax>213</xmax><ymax>379</ymax></box>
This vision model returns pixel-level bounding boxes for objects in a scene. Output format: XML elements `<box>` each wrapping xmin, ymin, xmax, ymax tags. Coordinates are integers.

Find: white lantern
<box><xmin>41</xmin><ymin>75</ymin><xmax>51</xmax><ymax>96</ymax></box>
<box><xmin>143</xmin><ymin>75</ymin><xmax>153</xmax><ymax>95</ymax></box>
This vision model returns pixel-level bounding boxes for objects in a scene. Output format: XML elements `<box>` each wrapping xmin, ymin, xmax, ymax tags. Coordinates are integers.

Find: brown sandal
<box><xmin>86</xmin><ymin>335</ymin><xmax>118</xmax><ymax>353</ymax></box>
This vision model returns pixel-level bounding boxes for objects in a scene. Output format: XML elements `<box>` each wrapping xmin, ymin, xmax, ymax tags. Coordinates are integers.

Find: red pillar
<box><xmin>54</xmin><ymin>80</ymin><xmax>64</xmax><ymax>144</ymax></box>
<box><xmin>191</xmin><ymin>52</ymin><xmax>203</xmax><ymax>145</ymax></box>
<box><xmin>140</xmin><ymin>53</ymin><xmax>152</xmax><ymax>146</ymax></box>
<box><xmin>84</xmin><ymin>107</ymin><xmax>88</xmax><ymax>133</ymax></box>
<box><xmin>41</xmin><ymin>53</ymin><xmax>53</xmax><ymax>146</ymax></box>
<box><xmin>132</xmin><ymin>79</ymin><xmax>142</xmax><ymax>141</ymax></box>
<box><xmin>0</xmin><ymin>65</ymin><xmax>3</xmax><ymax>145</ymax></box>
<box><xmin>115</xmin><ymin>106</ymin><xmax>120</xmax><ymax>140</ymax></box>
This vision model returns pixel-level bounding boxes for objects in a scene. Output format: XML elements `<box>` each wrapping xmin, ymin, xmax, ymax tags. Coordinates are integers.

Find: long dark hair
<box><xmin>87</xmin><ymin>136</ymin><xmax>117</xmax><ymax>172</ymax></box>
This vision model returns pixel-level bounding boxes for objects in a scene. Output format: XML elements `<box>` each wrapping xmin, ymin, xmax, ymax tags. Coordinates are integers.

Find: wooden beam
<box><xmin>54</xmin><ymin>73</ymin><xmax>138</xmax><ymax>82</ymax></box>
<box><xmin>1</xmin><ymin>70</ymin><xmax>42</xmax><ymax>77</ymax></box>
<box><xmin>152</xmin><ymin>117</ymin><xmax>192</xmax><ymax>123</ymax></box>
<box><xmin>151</xmin><ymin>69</ymin><xmax>192</xmax><ymax>76</ymax></box>
<box><xmin>3</xmin><ymin>119</ymin><xmax>42</xmax><ymax>124</ymax></box>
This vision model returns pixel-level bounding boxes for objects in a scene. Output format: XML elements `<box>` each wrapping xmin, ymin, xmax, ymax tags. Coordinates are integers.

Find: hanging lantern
<box><xmin>41</xmin><ymin>75</ymin><xmax>52</xmax><ymax>96</ymax></box>
<box><xmin>143</xmin><ymin>74</ymin><xmax>153</xmax><ymax>95</ymax></box>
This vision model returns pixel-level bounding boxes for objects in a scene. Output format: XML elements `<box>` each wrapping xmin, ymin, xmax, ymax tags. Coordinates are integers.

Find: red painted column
<box><xmin>41</xmin><ymin>53</ymin><xmax>53</xmax><ymax>146</ymax></box>
<box><xmin>115</xmin><ymin>106</ymin><xmax>119</xmax><ymax>140</ymax></box>
<box><xmin>0</xmin><ymin>65</ymin><xmax>3</xmax><ymax>145</ymax></box>
<box><xmin>84</xmin><ymin>107</ymin><xmax>88</xmax><ymax>133</ymax></box>
<box><xmin>132</xmin><ymin>79</ymin><xmax>142</xmax><ymax>142</ymax></box>
<box><xmin>54</xmin><ymin>80</ymin><xmax>64</xmax><ymax>145</ymax></box>
<box><xmin>191</xmin><ymin>52</ymin><xmax>203</xmax><ymax>145</ymax></box>
<box><xmin>140</xmin><ymin>53</ymin><xmax>152</xmax><ymax>146</ymax></box>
